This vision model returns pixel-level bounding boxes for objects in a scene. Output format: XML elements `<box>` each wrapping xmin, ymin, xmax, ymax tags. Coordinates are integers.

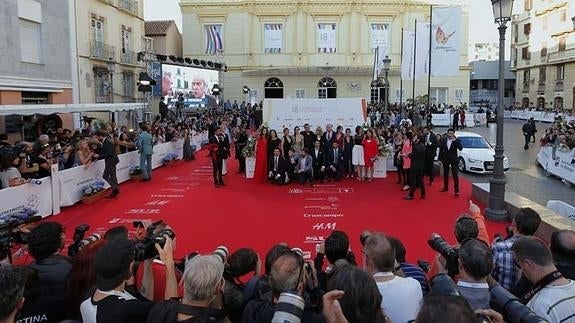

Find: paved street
<box><xmin>436</xmin><ymin>119</ymin><xmax>575</xmax><ymax>207</ymax></box>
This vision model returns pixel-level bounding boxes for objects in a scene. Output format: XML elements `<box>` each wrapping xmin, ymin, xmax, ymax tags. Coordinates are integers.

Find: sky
<box><xmin>143</xmin><ymin>0</ymin><xmax>506</xmax><ymax>47</ymax></box>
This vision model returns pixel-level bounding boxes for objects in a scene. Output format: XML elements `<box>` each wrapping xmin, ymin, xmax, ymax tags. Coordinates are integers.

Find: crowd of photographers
<box><xmin>1</xmin><ymin>202</ymin><xmax>574</xmax><ymax>323</ymax></box>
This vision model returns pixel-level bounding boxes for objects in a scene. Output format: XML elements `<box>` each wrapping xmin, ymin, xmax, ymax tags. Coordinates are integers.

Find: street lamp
<box><xmin>107</xmin><ymin>58</ymin><xmax>116</xmax><ymax>103</ymax></box>
<box><xmin>486</xmin><ymin>0</ymin><xmax>514</xmax><ymax>222</ymax></box>
<box><xmin>382</xmin><ymin>55</ymin><xmax>391</xmax><ymax>111</ymax></box>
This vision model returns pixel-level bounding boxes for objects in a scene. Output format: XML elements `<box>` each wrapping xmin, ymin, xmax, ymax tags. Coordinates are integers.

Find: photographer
<box><xmin>20</xmin><ymin>222</ymin><xmax>72</xmax><ymax>322</ymax></box>
<box><xmin>32</xmin><ymin>143</ymin><xmax>55</xmax><ymax>178</ymax></box>
<box><xmin>16</xmin><ymin>142</ymin><xmax>39</xmax><ymax>179</ymax></box>
<box><xmin>0</xmin><ymin>150</ymin><xmax>28</xmax><ymax>189</ymax></box>
<box><xmin>550</xmin><ymin>229</ymin><xmax>575</xmax><ymax>279</ymax></box>
<box><xmin>0</xmin><ymin>266</ymin><xmax>26</xmax><ymax>323</ymax></box>
<box><xmin>314</xmin><ymin>231</ymin><xmax>356</xmax><ymax>292</ymax></box>
<box><xmin>223</xmin><ymin>248</ymin><xmax>260</xmax><ymax>323</ymax></box>
<box><xmin>492</xmin><ymin>207</ymin><xmax>541</xmax><ymax>291</ymax></box>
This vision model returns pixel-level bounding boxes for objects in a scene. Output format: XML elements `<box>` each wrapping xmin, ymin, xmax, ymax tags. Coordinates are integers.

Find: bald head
<box><xmin>270</xmin><ymin>253</ymin><xmax>303</xmax><ymax>298</ymax></box>
<box><xmin>551</xmin><ymin>230</ymin><xmax>575</xmax><ymax>261</ymax></box>
<box><xmin>363</xmin><ymin>232</ymin><xmax>395</xmax><ymax>273</ymax></box>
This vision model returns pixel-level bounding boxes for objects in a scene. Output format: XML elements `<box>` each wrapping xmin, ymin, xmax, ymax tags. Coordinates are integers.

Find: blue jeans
<box><xmin>140</xmin><ymin>154</ymin><xmax>152</xmax><ymax>179</ymax></box>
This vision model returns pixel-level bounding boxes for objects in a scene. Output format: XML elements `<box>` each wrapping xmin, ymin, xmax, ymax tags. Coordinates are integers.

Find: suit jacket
<box><xmin>295</xmin><ymin>154</ymin><xmax>313</xmax><ymax>173</ymax></box>
<box><xmin>208</xmin><ymin>135</ymin><xmax>229</xmax><ymax>159</ymax></box>
<box><xmin>439</xmin><ymin>136</ymin><xmax>463</xmax><ymax>162</ymax></box>
<box><xmin>302</xmin><ymin>131</ymin><xmax>315</xmax><ymax>150</ymax></box>
<box><xmin>268</xmin><ymin>155</ymin><xmax>287</xmax><ymax>174</ymax></box>
<box><xmin>204</xmin><ymin>95</ymin><xmax>218</xmax><ymax>107</ymax></box>
<box><xmin>326</xmin><ymin>147</ymin><xmax>344</xmax><ymax>167</ymax></box>
<box><xmin>235</xmin><ymin>131</ymin><xmax>248</xmax><ymax>159</ymax></box>
<box><xmin>100</xmin><ymin>137</ymin><xmax>119</xmax><ymax>165</ymax></box>
<box><xmin>410</xmin><ymin>142</ymin><xmax>426</xmax><ymax>171</ymax></box>
<box><xmin>137</xmin><ymin>131</ymin><xmax>154</xmax><ymax>155</ymax></box>
<box><xmin>322</xmin><ymin>131</ymin><xmax>336</xmax><ymax>151</ymax></box>
<box><xmin>311</xmin><ymin>148</ymin><xmax>325</xmax><ymax>168</ymax></box>
<box><xmin>424</xmin><ymin>132</ymin><xmax>439</xmax><ymax>158</ymax></box>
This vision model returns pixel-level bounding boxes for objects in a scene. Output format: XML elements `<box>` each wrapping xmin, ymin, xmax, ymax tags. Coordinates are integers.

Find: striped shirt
<box><xmin>527</xmin><ymin>280</ymin><xmax>575</xmax><ymax>323</ymax></box>
<box><xmin>399</xmin><ymin>262</ymin><xmax>430</xmax><ymax>294</ymax></box>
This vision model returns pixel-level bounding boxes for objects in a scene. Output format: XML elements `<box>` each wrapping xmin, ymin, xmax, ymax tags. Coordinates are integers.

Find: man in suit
<box><xmin>311</xmin><ymin>140</ymin><xmax>326</xmax><ymax>183</ymax></box>
<box><xmin>302</xmin><ymin>124</ymin><xmax>315</xmax><ymax>151</ymax></box>
<box><xmin>234</xmin><ymin>124</ymin><xmax>248</xmax><ymax>173</ymax></box>
<box><xmin>191</xmin><ymin>76</ymin><xmax>218</xmax><ymax>107</ymax></box>
<box><xmin>439</xmin><ymin>128</ymin><xmax>463</xmax><ymax>196</ymax></box>
<box><xmin>326</xmin><ymin>141</ymin><xmax>344</xmax><ymax>181</ymax></box>
<box><xmin>95</xmin><ymin>130</ymin><xmax>120</xmax><ymax>197</ymax></box>
<box><xmin>209</xmin><ymin>127</ymin><xmax>229</xmax><ymax>187</ymax></box>
<box><xmin>404</xmin><ymin>133</ymin><xmax>426</xmax><ymax>200</ymax></box>
<box><xmin>522</xmin><ymin>119</ymin><xmax>535</xmax><ymax>149</ymax></box>
<box><xmin>268</xmin><ymin>148</ymin><xmax>287</xmax><ymax>185</ymax></box>
<box><xmin>159</xmin><ymin>97</ymin><xmax>168</xmax><ymax>121</ymax></box>
<box><xmin>322</xmin><ymin>124</ymin><xmax>335</xmax><ymax>152</ymax></box>
<box><xmin>296</xmin><ymin>148</ymin><xmax>313</xmax><ymax>185</ymax></box>
<box><xmin>137</xmin><ymin>124</ymin><xmax>154</xmax><ymax>181</ymax></box>
<box><xmin>422</xmin><ymin>126</ymin><xmax>439</xmax><ymax>186</ymax></box>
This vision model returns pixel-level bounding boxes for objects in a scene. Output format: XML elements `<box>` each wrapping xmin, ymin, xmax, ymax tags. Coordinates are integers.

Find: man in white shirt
<box><xmin>513</xmin><ymin>236</ymin><xmax>575</xmax><ymax>323</ymax></box>
<box><xmin>363</xmin><ymin>232</ymin><xmax>422</xmax><ymax>323</ymax></box>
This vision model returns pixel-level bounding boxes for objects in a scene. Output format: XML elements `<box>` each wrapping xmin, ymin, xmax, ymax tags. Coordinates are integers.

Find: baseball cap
<box><xmin>95</xmin><ymin>239</ymin><xmax>135</xmax><ymax>291</ymax></box>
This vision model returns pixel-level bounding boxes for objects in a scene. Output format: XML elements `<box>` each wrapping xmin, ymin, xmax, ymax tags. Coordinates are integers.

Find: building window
<box><xmin>523</xmin><ymin>0</ymin><xmax>532</xmax><ymax>10</ymax></box>
<box><xmin>540</xmin><ymin>42</ymin><xmax>547</xmax><ymax>57</ymax></box>
<box><xmin>514</xmin><ymin>25</ymin><xmax>518</xmax><ymax>42</ymax></box>
<box><xmin>521</xmin><ymin>47</ymin><xmax>531</xmax><ymax>60</ymax></box>
<box><xmin>94</xmin><ymin>67</ymin><xmax>110</xmax><ymax>103</ymax></box>
<box><xmin>430</xmin><ymin>88</ymin><xmax>448</xmax><ymax>105</ymax></box>
<box><xmin>122</xmin><ymin>72</ymin><xmax>135</xmax><ymax>102</ymax></box>
<box><xmin>523</xmin><ymin>70</ymin><xmax>530</xmax><ymax>83</ymax></box>
<box><xmin>513</xmin><ymin>48</ymin><xmax>518</xmax><ymax>65</ymax></box>
<box><xmin>537</xmin><ymin>97</ymin><xmax>545</xmax><ymax>109</ymax></box>
<box><xmin>264</xmin><ymin>77</ymin><xmax>284</xmax><ymax>99</ymax></box>
<box><xmin>555</xmin><ymin>97</ymin><xmax>563</xmax><ymax>109</ymax></box>
<box><xmin>556</xmin><ymin>64</ymin><xmax>565</xmax><ymax>80</ymax></box>
<box><xmin>455</xmin><ymin>89</ymin><xmax>465</xmax><ymax>103</ymax></box>
<box><xmin>539</xmin><ymin>67</ymin><xmax>546</xmax><ymax>82</ymax></box>
<box><xmin>295</xmin><ymin>89</ymin><xmax>306</xmax><ymax>98</ymax></box>
<box><xmin>121</xmin><ymin>28</ymin><xmax>131</xmax><ymax>53</ymax></box>
<box><xmin>558</xmin><ymin>37</ymin><xmax>566</xmax><ymax>52</ymax></box>
<box><xmin>317</xmin><ymin>77</ymin><xmax>337</xmax><ymax>99</ymax></box>
<box><xmin>142</xmin><ymin>37</ymin><xmax>153</xmax><ymax>53</ymax></box>
<box><xmin>19</xmin><ymin>19</ymin><xmax>42</xmax><ymax>63</ymax></box>
<box><xmin>523</xmin><ymin>23</ymin><xmax>531</xmax><ymax>35</ymax></box>
<box><xmin>91</xmin><ymin>18</ymin><xmax>104</xmax><ymax>43</ymax></box>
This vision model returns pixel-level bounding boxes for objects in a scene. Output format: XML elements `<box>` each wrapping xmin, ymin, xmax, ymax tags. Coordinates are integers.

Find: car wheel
<box><xmin>458</xmin><ymin>157</ymin><xmax>466</xmax><ymax>173</ymax></box>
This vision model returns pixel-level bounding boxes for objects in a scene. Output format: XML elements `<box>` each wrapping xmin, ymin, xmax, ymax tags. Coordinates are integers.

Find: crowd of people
<box><xmin>1</xmin><ymin>204</ymin><xmax>574</xmax><ymax>323</ymax></box>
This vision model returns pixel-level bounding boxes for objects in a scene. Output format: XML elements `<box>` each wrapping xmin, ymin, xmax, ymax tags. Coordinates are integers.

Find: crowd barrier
<box><xmin>0</xmin><ymin>132</ymin><xmax>209</xmax><ymax>218</ymax></box>
<box><xmin>536</xmin><ymin>146</ymin><xmax>575</xmax><ymax>186</ymax></box>
<box><xmin>431</xmin><ymin>113</ymin><xmax>487</xmax><ymax>128</ymax></box>
<box><xmin>546</xmin><ymin>200</ymin><xmax>575</xmax><ymax>222</ymax></box>
<box><xmin>505</xmin><ymin>110</ymin><xmax>575</xmax><ymax>123</ymax></box>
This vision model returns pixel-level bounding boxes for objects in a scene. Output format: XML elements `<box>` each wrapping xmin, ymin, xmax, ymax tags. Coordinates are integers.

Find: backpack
<box><xmin>146</xmin><ymin>299</ymin><xmax>226</xmax><ymax>323</ymax></box>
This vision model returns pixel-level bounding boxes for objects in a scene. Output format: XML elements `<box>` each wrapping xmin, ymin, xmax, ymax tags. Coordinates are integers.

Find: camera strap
<box><xmin>522</xmin><ymin>270</ymin><xmax>563</xmax><ymax>303</ymax></box>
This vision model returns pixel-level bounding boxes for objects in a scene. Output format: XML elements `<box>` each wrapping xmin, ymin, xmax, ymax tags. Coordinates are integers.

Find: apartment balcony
<box><xmin>117</xmin><ymin>0</ymin><xmax>139</xmax><ymax>17</ymax></box>
<box><xmin>555</xmin><ymin>80</ymin><xmax>564</xmax><ymax>92</ymax></box>
<box><xmin>120</xmin><ymin>49</ymin><xmax>138</xmax><ymax>66</ymax></box>
<box><xmin>89</xmin><ymin>41</ymin><xmax>116</xmax><ymax>61</ymax></box>
<box><xmin>548</xmin><ymin>48</ymin><xmax>575</xmax><ymax>64</ymax></box>
<box><xmin>522</xmin><ymin>82</ymin><xmax>530</xmax><ymax>93</ymax></box>
<box><xmin>537</xmin><ymin>81</ymin><xmax>546</xmax><ymax>92</ymax></box>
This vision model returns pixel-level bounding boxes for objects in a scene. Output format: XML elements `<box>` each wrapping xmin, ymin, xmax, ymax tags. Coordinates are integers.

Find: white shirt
<box><xmin>375</xmin><ymin>274</ymin><xmax>423</xmax><ymax>323</ymax></box>
<box><xmin>527</xmin><ymin>280</ymin><xmax>575</xmax><ymax>323</ymax></box>
<box><xmin>80</xmin><ymin>289</ymin><xmax>137</xmax><ymax>323</ymax></box>
<box><xmin>0</xmin><ymin>167</ymin><xmax>21</xmax><ymax>188</ymax></box>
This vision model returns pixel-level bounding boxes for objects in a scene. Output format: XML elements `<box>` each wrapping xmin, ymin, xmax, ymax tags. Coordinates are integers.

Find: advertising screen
<box><xmin>161</xmin><ymin>64</ymin><xmax>220</xmax><ymax>108</ymax></box>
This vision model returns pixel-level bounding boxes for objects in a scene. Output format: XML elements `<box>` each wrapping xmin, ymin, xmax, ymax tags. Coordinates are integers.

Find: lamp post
<box><xmin>382</xmin><ymin>55</ymin><xmax>391</xmax><ymax>112</ymax></box>
<box><xmin>107</xmin><ymin>58</ymin><xmax>116</xmax><ymax>104</ymax></box>
<box><xmin>486</xmin><ymin>0</ymin><xmax>514</xmax><ymax>222</ymax></box>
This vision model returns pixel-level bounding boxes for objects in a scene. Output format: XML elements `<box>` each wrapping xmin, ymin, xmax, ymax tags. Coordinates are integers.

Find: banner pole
<box><xmin>412</xmin><ymin>20</ymin><xmax>417</xmax><ymax>109</ymax></box>
<box><xmin>427</xmin><ymin>5</ymin><xmax>433</xmax><ymax>116</ymax></box>
<box><xmin>400</xmin><ymin>28</ymin><xmax>404</xmax><ymax>110</ymax></box>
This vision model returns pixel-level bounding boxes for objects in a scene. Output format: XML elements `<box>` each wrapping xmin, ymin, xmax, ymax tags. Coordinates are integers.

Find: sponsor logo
<box><xmin>304</xmin><ymin>235</ymin><xmax>325</xmax><ymax>244</ymax></box>
<box><xmin>312</xmin><ymin>222</ymin><xmax>337</xmax><ymax>230</ymax></box>
<box><xmin>125</xmin><ymin>209</ymin><xmax>161</xmax><ymax>214</ymax></box>
<box><xmin>150</xmin><ymin>194</ymin><xmax>184</xmax><ymax>198</ymax></box>
<box><xmin>146</xmin><ymin>200</ymin><xmax>170</xmax><ymax>206</ymax></box>
<box><xmin>304</xmin><ymin>213</ymin><xmax>343</xmax><ymax>218</ymax></box>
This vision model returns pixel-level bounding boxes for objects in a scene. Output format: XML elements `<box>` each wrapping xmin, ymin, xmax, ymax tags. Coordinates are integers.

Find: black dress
<box><xmin>282</xmin><ymin>135</ymin><xmax>292</xmax><ymax>159</ymax></box>
<box><xmin>267</xmin><ymin>137</ymin><xmax>281</xmax><ymax>159</ymax></box>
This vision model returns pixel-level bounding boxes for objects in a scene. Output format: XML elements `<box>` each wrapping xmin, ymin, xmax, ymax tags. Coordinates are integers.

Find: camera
<box><xmin>133</xmin><ymin>220</ymin><xmax>176</xmax><ymax>261</ymax></box>
<box><xmin>494</xmin><ymin>226</ymin><xmax>514</xmax><ymax>243</ymax></box>
<box><xmin>68</xmin><ymin>224</ymin><xmax>91</xmax><ymax>257</ymax></box>
<box><xmin>428</xmin><ymin>234</ymin><xmax>459</xmax><ymax>278</ymax></box>
<box><xmin>29</xmin><ymin>179</ymin><xmax>42</xmax><ymax>185</ymax></box>
<box><xmin>271</xmin><ymin>291</ymin><xmax>305</xmax><ymax>323</ymax></box>
<box><xmin>490</xmin><ymin>285</ymin><xmax>548</xmax><ymax>323</ymax></box>
<box><xmin>0</xmin><ymin>208</ymin><xmax>41</xmax><ymax>262</ymax></box>
<box><xmin>212</xmin><ymin>246</ymin><xmax>229</xmax><ymax>263</ymax></box>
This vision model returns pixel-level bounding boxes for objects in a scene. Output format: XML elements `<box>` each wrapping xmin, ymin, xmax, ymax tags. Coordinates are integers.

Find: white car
<box><xmin>454</xmin><ymin>131</ymin><xmax>510</xmax><ymax>174</ymax></box>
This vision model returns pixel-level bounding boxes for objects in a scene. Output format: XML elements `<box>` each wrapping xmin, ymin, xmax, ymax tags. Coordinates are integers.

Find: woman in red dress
<box><xmin>362</xmin><ymin>129</ymin><xmax>379</xmax><ymax>182</ymax></box>
<box><xmin>254</xmin><ymin>127</ymin><xmax>269</xmax><ymax>183</ymax></box>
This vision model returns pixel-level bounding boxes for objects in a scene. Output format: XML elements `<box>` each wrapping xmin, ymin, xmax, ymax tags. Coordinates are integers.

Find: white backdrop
<box><xmin>263</xmin><ymin>98</ymin><xmax>368</xmax><ymax>131</ymax></box>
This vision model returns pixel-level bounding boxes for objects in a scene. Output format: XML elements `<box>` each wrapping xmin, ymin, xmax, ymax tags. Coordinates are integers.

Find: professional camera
<box><xmin>133</xmin><ymin>220</ymin><xmax>176</xmax><ymax>261</ymax></box>
<box><xmin>428</xmin><ymin>234</ymin><xmax>459</xmax><ymax>278</ymax></box>
<box><xmin>490</xmin><ymin>285</ymin><xmax>548</xmax><ymax>323</ymax></box>
<box><xmin>212</xmin><ymin>246</ymin><xmax>229</xmax><ymax>263</ymax></box>
<box><xmin>67</xmin><ymin>224</ymin><xmax>91</xmax><ymax>257</ymax></box>
<box><xmin>0</xmin><ymin>208</ymin><xmax>41</xmax><ymax>262</ymax></box>
<box><xmin>271</xmin><ymin>291</ymin><xmax>305</xmax><ymax>323</ymax></box>
<box><xmin>494</xmin><ymin>226</ymin><xmax>514</xmax><ymax>243</ymax></box>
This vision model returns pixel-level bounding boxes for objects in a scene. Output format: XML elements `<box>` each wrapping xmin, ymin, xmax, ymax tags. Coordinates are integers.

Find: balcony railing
<box><xmin>89</xmin><ymin>41</ymin><xmax>115</xmax><ymax>61</ymax></box>
<box><xmin>118</xmin><ymin>0</ymin><xmax>139</xmax><ymax>16</ymax></box>
<box><xmin>95</xmin><ymin>95</ymin><xmax>111</xmax><ymax>103</ymax></box>
<box><xmin>555</xmin><ymin>80</ymin><xmax>564</xmax><ymax>92</ymax></box>
<box><xmin>548</xmin><ymin>48</ymin><xmax>575</xmax><ymax>63</ymax></box>
<box><xmin>120</xmin><ymin>49</ymin><xmax>137</xmax><ymax>65</ymax></box>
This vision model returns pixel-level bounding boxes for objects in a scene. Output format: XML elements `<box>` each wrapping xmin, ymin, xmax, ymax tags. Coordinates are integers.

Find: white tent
<box><xmin>0</xmin><ymin>103</ymin><xmax>143</xmax><ymax>116</ymax></box>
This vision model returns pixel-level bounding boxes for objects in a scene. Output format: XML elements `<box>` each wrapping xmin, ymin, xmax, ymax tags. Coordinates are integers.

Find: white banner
<box><xmin>537</xmin><ymin>146</ymin><xmax>575</xmax><ymax>185</ymax></box>
<box><xmin>415</xmin><ymin>21</ymin><xmax>430</xmax><ymax>79</ymax></box>
<box><xmin>0</xmin><ymin>177</ymin><xmax>53</xmax><ymax>218</ymax></box>
<box><xmin>373</xmin><ymin>157</ymin><xmax>387</xmax><ymax>178</ymax></box>
<box><xmin>401</xmin><ymin>30</ymin><xmax>416</xmax><ymax>80</ymax></box>
<box><xmin>371</xmin><ymin>23</ymin><xmax>389</xmax><ymax>58</ymax></box>
<box><xmin>431</xmin><ymin>6</ymin><xmax>461</xmax><ymax>77</ymax></box>
<box><xmin>264</xmin><ymin>23</ymin><xmax>283</xmax><ymax>53</ymax></box>
<box><xmin>263</xmin><ymin>98</ymin><xmax>368</xmax><ymax>131</ymax></box>
<box><xmin>505</xmin><ymin>110</ymin><xmax>575</xmax><ymax>123</ymax></box>
<box><xmin>431</xmin><ymin>113</ymin><xmax>452</xmax><ymax>126</ymax></box>
<box><xmin>317</xmin><ymin>23</ymin><xmax>337</xmax><ymax>53</ymax></box>
<box><xmin>546</xmin><ymin>200</ymin><xmax>575</xmax><ymax>222</ymax></box>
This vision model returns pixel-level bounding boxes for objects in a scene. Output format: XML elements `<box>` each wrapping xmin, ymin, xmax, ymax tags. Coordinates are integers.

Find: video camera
<box><xmin>490</xmin><ymin>284</ymin><xmax>548</xmax><ymax>323</ymax></box>
<box><xmin>428</xmin><ymin>234</ymin><xmax>460</xmax><ymax>278</ymax></box>
<box><xmin>67</xmin><ymin>224</ymin><xmax>102</xmax><ymax>257</ymax></box>
<box><xmin>0</xmin><ymin>207</ymin><xmax>41</xmax><ymax>262</ymax></box>
<box><xmin>133</xmin><ymin>220</ymin><xmax>176</xmax><ymax>261</ymax></box>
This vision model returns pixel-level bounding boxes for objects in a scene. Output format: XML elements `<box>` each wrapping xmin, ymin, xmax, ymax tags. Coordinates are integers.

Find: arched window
<box><xmin>317</xmin><ymin>77</ymin><xmax>337</xmax><ymax>99</ymax></box>
<box><xmin>522</xmin><ymin>98</ymin><xmax>529</xmax><ymax>109</ymax></box>
<box><xmin>264</xmin><ymin>77</ymin><xmax>284</xmax><ymax>99</ymax></box>
<box><xmin>554</xmin><ymin>97</ymin><xmax>563</xmax><ymax>109</ymax></box>
<box><xmin>537</xmin><ymin>97</ymin><xmax>545</xmax><ymax>110</ymax></box>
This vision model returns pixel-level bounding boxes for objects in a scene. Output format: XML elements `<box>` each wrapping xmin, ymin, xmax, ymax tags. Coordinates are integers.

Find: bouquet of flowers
<box><xmin>0</xmin><ymin>207</ymin><xmax>38</xmax><ymax>226</ymax></box>
<box><xmin>162</xmin><ymin>153</ymin><xmax>179</xmax><ymax>164</ymax></box>
<box><xmin>129</xmin><ymin>165</ymin><xmax>142</xmax><ymax>176</ymax></box>
<box><xmin>82</xmin><ymin>180</ymin><xmax>106</xmax><ymax>197</ymax></box>
<box><xmin>242</xmin><ymin>136</ymin><xmax>256</xmax><ymax>158</ymax></box>
<box><xmin>378</xmin><ymin>137</ymin><xmax>392</xmax><ymax>157</ymax></box>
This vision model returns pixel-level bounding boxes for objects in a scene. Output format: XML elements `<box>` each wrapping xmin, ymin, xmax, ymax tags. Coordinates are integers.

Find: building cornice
<box><xmin>0</xmin><ymin>76</ymin><xmax>73</xmax><ymax>91</ymax></box>
<box><xmin>534</xmin><ymin>2</ymin><xmax>567</xmax><ymax>17</ymax></box>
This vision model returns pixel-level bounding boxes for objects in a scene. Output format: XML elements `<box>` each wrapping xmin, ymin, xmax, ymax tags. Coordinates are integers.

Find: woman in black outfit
<box><xmin>343</xmin><ymin>128</ymin><xmax>354</xmax><ymax>178</ymax></box>
<box><xmin>280</xmin><ymin>127</ymin><xmax>292</xmax><ymax>159</ymax></box>
<box><xmin>267</xmin><ymin>129</ymin><xmax>282</xmax><ymax>160</ymax></box>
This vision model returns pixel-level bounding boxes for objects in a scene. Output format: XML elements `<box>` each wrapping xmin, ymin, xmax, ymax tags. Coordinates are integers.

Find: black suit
<box><xmin>268</xmin><ymin>155</ymin><xmax>287</xmax><ymax>185</ymax></box>
<box><xmin>100</xmin><ymin>137</ymin><xmax>119</xmax><ymax>194</ymax></box>
<box><xmin>159</xmin><ymin>100</ymin><xmax>168</xmax><ymax>120</ymax></box>
<box><xmin>322</xmin><ymin>132</ymin><xmax>336</xmax><ymax>153</ymax></box>
<box><xmin>235</xmin><ymin>130</ymin><xmax>248</xmax><ymax>172</ymax></box>
<box><xmin>408</xmin><ymin>142</ymin><xmax>426</xmax><ymax>198</ymax></box>
<box><xmin>311</xmin><ymin>148</ymin><xmax>326</xmax><ymax>182</ymax></box>
<box><xmin>302</xmin><ymin>131</ymin><xmax>315</xmax><ymax>151</ymax></box>
<box><xmin>209</xmin><ymin>135</ymin><xmax>229</xmax><ymax>186</ymax></box>
<box><xmin>423</xmin><ymin>131</ymin><xmax>439</xmax><ymax>183</ymax></box>
<box><xmin>342</xmin><ymin>137</ymin><xmax>354</xmax><ymax>175</ymax></box>
<box><xmin>326</xmin><ymin>147</ymin><xmax>344</xmax><ymax>181</ymax></box>
<box><xmin>202</xmin><ymin>95</ymin><xmax>218</xmax><ymax>107</ymax></box>
<box><xmin>439</xmin><ymin>136</ymin><xmax>463</xmax><ymax>193</ymax></box>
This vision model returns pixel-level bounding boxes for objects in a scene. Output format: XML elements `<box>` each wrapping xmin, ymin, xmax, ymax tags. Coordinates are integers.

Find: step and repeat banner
<box><xmin>506</xmin><ymin>110</ymin><xmax>575</xmax><ymax>123</ymax></box>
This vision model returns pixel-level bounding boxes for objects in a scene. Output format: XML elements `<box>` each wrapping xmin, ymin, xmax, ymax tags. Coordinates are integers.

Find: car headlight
<box><xmin>468</xmin><ymin>158</ymin><xmax>482</xmax><ymax>163</ymax></box>
<box><xmin>503</xmin><ymin>157</ymin><xmax>509</xmax><ymax>163</ymax></box>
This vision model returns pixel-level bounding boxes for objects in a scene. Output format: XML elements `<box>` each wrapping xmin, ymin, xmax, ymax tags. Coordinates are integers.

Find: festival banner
<box><xmin>264</xmin><ymin>24</ymin><xmax>283</xmax><ymax>53</ymax></box>
<box><xmin>0</xmin><ymin>177</ymin><xmax>53</xmax><ymax>218</ymax></box>
<box><xmin>431</xmin><ymin>6</ymin><xmax>461</xmax><ymax>76</ymax></box>
<box><xmin>205</xmin><ymin>24</ymin><xmax>223</xmax><ymax>54</ymax></box>
<box><xmin>537</xmin><ymin>146</ymin><xmax>575</xmax><ymax>185</ymax></box>
<box><xmin>371</xmin><ymin>23</ymin><xmax>389</xmax><ymax>55</ymax></box>
<box><xmin>146</xmin><ymin>61</ymin><xmax>162</xmax><ymax>97</ymax></box>
<box><xmin>415</xmin><ymin>21</ymin><xmax>431</xmax><ymax>79</ymax></box>
<box><xmin>317</xmin><ymin>23</ymin><xmax>337</xmax><ymax>53</ymax></box>
<box><xmin>401</xmin><ymin>30</ymin><xmax>416</xmax><ymax>80</ymax></box>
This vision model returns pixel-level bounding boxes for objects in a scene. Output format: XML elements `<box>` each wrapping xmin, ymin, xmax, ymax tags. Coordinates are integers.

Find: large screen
<box><xmin>161</xmin><ymin>64</ymin><xmax>220</xmax><ymax>108</ymax></box>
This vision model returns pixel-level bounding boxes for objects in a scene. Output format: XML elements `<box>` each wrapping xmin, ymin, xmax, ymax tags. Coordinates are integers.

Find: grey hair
<box><xmin>38</xmin><ymin>134</ymin><xmax>49</xmax><ymax>142</ymax></box>
<box><xmin>183</xmin><ymin>255</ymin><xmax>224</xmax><ymax>302</ymax></box>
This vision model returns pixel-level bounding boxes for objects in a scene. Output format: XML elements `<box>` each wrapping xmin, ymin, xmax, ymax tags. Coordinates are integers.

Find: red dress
<box><xmin>362</xmin><ymin>138</ymin><xmax>378</xmax><ymax>167</ymax></box>
<box><xmin>254</xmin><ymin>137</ymin><xmax>268</xmax><ymax>183</ymax></box>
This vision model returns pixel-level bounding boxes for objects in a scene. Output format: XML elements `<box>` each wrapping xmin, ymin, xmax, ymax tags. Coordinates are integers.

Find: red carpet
<box><xmin>13</xmin><ymin>149</ymin><xmax>508</xmax><ymax>265</ymax></box>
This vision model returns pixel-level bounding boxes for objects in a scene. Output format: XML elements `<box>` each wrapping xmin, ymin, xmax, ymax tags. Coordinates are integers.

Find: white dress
<box><xmin>352</xmin><ymin>144</ymin><xmax>365</xmax><ymax>166</ymax></box>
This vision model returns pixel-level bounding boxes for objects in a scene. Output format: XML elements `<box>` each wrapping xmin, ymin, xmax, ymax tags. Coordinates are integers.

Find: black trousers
<box><xmin>442</xmin><ymin>158</ymin><xmax>459</xmax><ymax>192</ymax></box>
<box><xmin>212</xmin><ymin>157</ymin><xmax>223</xmax><ymax>185</ymax></box>
<box><xmin>103</xmin><ymin>163</ymin><xmax>119</xmax><ymax>192</ymax></box>
<box><xmin>298</xmin><ymin>171</ymin><xmax>313</xmax><ymax>184</ymax></box>
<box><xmin>409</xmin><ymin>169</ymin><xmax>425</xmax><ymax>197</ymax></box>
<box><xmin>524</xmin><ymin>135</ymin><xmax>531</xmax><ymax>149</ymax></box>
<box><xmin>313</xmin><ymin>165</ymin><xmax>324</xmax><ymax>181</ymax></box>
<box><xmin>238</xmin><ymin>157</ymin><xmax>246</xmax><ymax>172</ymax></box>
<box><xmin>424</xmin><ymin>154</ymin><xmax>435</xmax><ymax>183</ymax></box>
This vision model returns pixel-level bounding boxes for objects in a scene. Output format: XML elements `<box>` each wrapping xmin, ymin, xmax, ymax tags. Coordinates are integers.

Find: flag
<box><xmin>373</xmin><ymin>46</ymin><xmax>380</xmax><ymax>81</ymax></box>
<box><xmin>415</xmin><ymin>21</ymin><xmax>430</xmax><ymax>78</ymax></box>
<box><xmin>205</xmin><ymin>25</ymin><xmax>223</xmax><ymax>55</ymax></box>
<box><xmin>431</xmin><ymin>6</ymin><xmax>461</xmax><ymax>76</ymax></box>
<box><xmin>401</xmin><ymin>30</ymin><xmax>415</xmax><ymax>80</ymax></box>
